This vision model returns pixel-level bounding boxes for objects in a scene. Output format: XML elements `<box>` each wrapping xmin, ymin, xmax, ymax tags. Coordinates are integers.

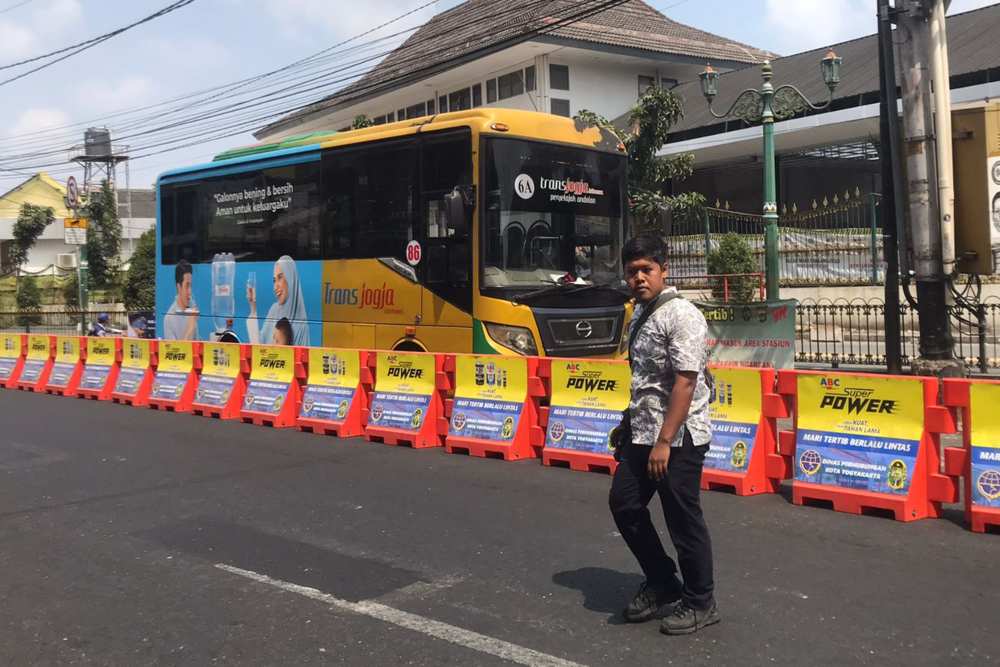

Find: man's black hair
<box><xmin>622</xmin><ymin>234</ymin><xmax>667</xmax><ymax>266</ymax></box>
<box><xmin>275</xmin><ymin>317</ymin><xmax>293</xmax><ymax>344</ymax></box>
<box><xmin>175</xmin><ymin>259</ymin><xmax>192</xmax><ymax>286</ymax></box>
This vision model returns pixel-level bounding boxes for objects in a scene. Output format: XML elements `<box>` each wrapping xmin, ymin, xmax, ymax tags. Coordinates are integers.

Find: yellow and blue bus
<box><xmin>156</xmin><ymin>108</ymin><xmax>629</xmax><ymax>356</ymax></box>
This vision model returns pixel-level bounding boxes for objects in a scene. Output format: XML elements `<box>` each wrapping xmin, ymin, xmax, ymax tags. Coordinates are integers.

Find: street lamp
<box><xmin>699</xmin><ymin>50</ymin><xmax>843</xmax><ymax>301</ymax></box>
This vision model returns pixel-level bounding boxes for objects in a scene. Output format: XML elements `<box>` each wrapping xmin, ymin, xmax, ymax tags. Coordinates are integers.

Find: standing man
<box><xmin>609</xmin><ymin>234</ymin><xmax>718</xmax><ymax>635</ymax></box>
<box><xmin>163</xmin><ymin>260</ymin><xmax>199</xmax><ymax>340</ymax></box>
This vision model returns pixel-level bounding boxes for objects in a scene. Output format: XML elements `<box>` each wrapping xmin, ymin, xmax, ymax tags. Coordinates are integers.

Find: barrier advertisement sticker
<box><xmin>151</xmin><ymin>341</ymin><xmax>193</xmax><ymax>401</ymax></box>
<box><xmin>699</xmin><ymin>300</ymin><xmax>796</xmax><ymax>369</ymax></box>
<box><xmin>705</xmin><ymin>367</ymin><xmax>761</xmax><ymax>473</ymax></box>
<box><xmin>196</xmin><ymin>343</ymin><xmax>242</xmax><ymax>407</ymax></box>
<box><xmin>301</xmin><ymin>348</ymin><xmax>359</xmax><ymax>422</ymax></box>
<box><xmin>49</xmin><ymin>337</ymin><xmax>80</xmax><ymax>387</ymax></box>
<box><xmin>369</xmin><ymin>352</ymin><xmax>435</xmax><ymax>431</ymax></box>
<box><xmin>20</xmin><ymin>336</ymin><xmax>50</xmax><ymax>382</ymax></box>
<box><xmin>448</xmin><ymin>356</ymin><xmax>527</xmax><ymax>441</ymax></box>
<box><xmin>545</xmin><ymin>360</ymin><xmax>630</xmax><ymax>454</ymax></box>
<box><xmin>970</xmin><ymin>383</ymin><xmax>1000</xmax><ymax>508</ymax></box>
<box><xmin>151</xmin><ymin>372</ymin><xmax>188</xmax><ymax>400</ymax></box>
<box><xmin>795</xmin><ymin>374</ymin><xmax>923</xmax><ymax>495</ymax></box>
<box><xmin>0</xmin><ymin>334</ymin><xmax>19</xmax><ymax>379</ymax></box>
<box><xmin>122</xmin><ymin>339</ymin><xmax>151</xmax><ymax>369</ymax></box>
<box><xmin>81</xmin><ymin>338</ymin><xmax>115</xmax><ymax>389</ymax></box>
<box><xmin>115</xmin><ymin>367</ymin><xmax>146</xmax><ymax>395</ymax></box>
<box><xmin>244</xmin><ymin>345</ymin><xmax>295</xmax><ymax>414</ymax></box>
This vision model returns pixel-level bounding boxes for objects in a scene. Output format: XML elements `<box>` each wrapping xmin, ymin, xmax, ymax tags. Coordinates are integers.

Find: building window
<box><xmin>426</xmin><ymin>98</ymin><xmax>435</xmax><ymax>114</ymax></box>
<box><xmin>638</xmin><ymin>75</ymin><xmax>656</xmax><ymax>97</ymax></box>
<box><xmin>406</xmin><ymin>102</ymin><xmax>427</xmax><ymax>119</ymax></box>
<box><xmin>525</xmin><ymin>66</ymin><xmax>536</xmax><ymax>92</ymax></box>
<box><xmin>397</xmin><ymin>108</ymin><xmax>405</xmax><ymax>121</ymax></box>
<box><xmin>372</xmin><ymin>115</ymin><xmax>386</xmax><ymax>125</ymax></box>
<box><xmin>551</xmin><ymin>98</ymin><xmax>570</xmax><ymax>117</ymax></box>
<box><xmin>449</xmin><ymin>87</ymin><xmax>471</xmax><ymax>111</ymax></box>
<box><xmin>550</xmin><ymin>64</ymin><xmax>569</xmax><ymax>90</ymax></box>
<box><xmin>386</xmin><ymin>111</ymin><xmax>395</xmax><ymax>122</ymax></box>
<box><xmin>472</xmin><ymin>83</ymin><xmax>482</xmax><ymax>107</ymax></box>
<box><xmin>486</xmin><ymin>78</ymin><xmax>497</xmax><ymax>103</ymax></box>
<box><xmin>498</xmin><ymin>71</ymin><xmax>524</xmax><ymax>100</ymax></box>
<box><xmin>439</xmin><ymin>95</ymin><xmax>448</xmax><ymax>113</ymax></box>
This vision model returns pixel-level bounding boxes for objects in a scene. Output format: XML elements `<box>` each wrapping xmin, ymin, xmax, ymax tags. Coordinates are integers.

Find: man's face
<box><xmin>625</xmin><ymin>257</ymin><xmax>667</xmax><ymax>303</ymax></box>
<box><xmin>177</xmin><ymin>272</ymin><xmax>192</xmax><ymax>309</ymax></box>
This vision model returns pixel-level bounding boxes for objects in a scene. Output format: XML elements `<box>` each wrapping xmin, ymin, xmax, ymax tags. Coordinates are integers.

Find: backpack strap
<box><xmin>627</xmin><ymin>289</ymin><xmax>681</xmax><ymax>368</ymax></box>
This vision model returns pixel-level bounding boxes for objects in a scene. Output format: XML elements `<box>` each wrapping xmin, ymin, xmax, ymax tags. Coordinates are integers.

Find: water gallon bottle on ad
<box><xmin>211</xmin><ymin>252</ymin><xmax>236</xmax><ymax>334</ymax></box>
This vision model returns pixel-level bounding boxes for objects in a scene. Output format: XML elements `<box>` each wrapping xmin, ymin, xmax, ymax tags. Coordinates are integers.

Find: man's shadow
<box><xmin>552</xmin><ymin>567</ymin><xmax>644</xmax><ymax>625</ymax></box>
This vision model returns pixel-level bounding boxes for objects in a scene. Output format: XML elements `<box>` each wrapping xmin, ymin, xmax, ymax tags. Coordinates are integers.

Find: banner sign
<box><xmin>795</xmin><ymin>374</ymin><xmax>924</xmax><ymax>495</ymax></box>
<box><xmin>698</xmin><ymin>300</ymin><xmax>796</xmax><ymax>369</ymax></box>
<box><xmin>0</xmin><ymin>333</ymin><xmax>20</xmax><ymax>379</ymax></box>
<box><xmin>80</xmin><ymin>338</ymin><xmax>116</xmax><ymax>389</ymax></box>
<box><xmin>20</xmin><ymin>335</ymin><xmax>51</xmax><ymax>382</ymax></box>
<box><xmin>705</xmin><ymin>367</ymin><xmax>762</xmax><ymax>473</ymax></box>
<box><xmin>197</xmin><ymin>342</ymin><xmax>241</xmax><ymax>407</ymax></box>
<box><xmin>49</xmin><ymin>336</ymin><xmax>81</xmax><ymax>386</ymax></box>
<box><xmin>369</xmin><ymin>352</ymin><xmax>435</xmax><ymax>431</ymax></box>
<box><xmin>152</xmin><ymin>341</ymin><xmax>193</xmax><ymax>400</ymax></box>
<box><xmin>301</xmin><ymin>348</ymin><xmax>359</xmax><ymax>422</ymax></box>
<box><xmin>448</xmin><ymin>356</ymin><xmax>527</xmax><ymax>441</ymax></box>
<box><xmin>116</xmin><ymin>339</ymin><xmax>151</xmax><ymax>394</ymax></box>
<box><xmin>970</xmin><ymin>383</ymin><xmax>1000</xmax><ymax>508</ymax></box>
<box><xmin>545</xmin><ymin>360</ymin><xmax>630</xmax><ymax>453</ymax></box>
<box><xmin>244</xmin><ymin>345</ymin><xmax>294</xmax><ymax>414</ymax></box>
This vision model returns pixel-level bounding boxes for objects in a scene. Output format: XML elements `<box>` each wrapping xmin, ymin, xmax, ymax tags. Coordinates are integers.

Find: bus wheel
<box><xmin>393</xmin><ymin>340</ymin><xmax>425</xmax><ymax>352</ymax></box>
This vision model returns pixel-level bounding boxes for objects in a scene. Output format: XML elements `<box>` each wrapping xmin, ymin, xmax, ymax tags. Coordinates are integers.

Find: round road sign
<box><xmin>66</xmin><ymin>176</ymin><xmax>79</xmax><ymax>208</ymax></box>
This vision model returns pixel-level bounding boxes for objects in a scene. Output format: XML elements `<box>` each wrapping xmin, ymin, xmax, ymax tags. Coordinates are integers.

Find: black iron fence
<box><xmin>0</xmin><ymin>310</ymin><xmax>138</xmax><ymax>336</ymax></box>
<box><xmin>667</xmin><ymin>192</ymin><xmax>884</xmax><ymax>287</ymax></box>
<box><xmin>796</xmin><ymin>298</ymin><xmax>1000</xmax><ymax>372</ymax></box>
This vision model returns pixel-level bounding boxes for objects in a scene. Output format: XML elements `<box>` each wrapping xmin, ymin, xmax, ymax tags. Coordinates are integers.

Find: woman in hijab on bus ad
<box><xmin>246</xmin><ymin>255</ymin><xmax>310</xmax><ymax>346</ymax></box>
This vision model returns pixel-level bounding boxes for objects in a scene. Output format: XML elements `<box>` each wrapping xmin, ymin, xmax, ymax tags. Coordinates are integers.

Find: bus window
<box><xmin>355</xmin><ymin>141</ymin><xmax>417</xmax><ymax>259</ymax></box>
<box><xmin>421</xmin><ymin>131</ymin><xmax>472</xmax><ymax>312</ymax></box>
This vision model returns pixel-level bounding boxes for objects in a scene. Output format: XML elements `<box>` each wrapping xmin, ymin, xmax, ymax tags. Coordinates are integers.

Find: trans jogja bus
<box><xmin>156</xmin><ymin>108</ymin><xmax>629</xmax><ymax>356</ymax></box>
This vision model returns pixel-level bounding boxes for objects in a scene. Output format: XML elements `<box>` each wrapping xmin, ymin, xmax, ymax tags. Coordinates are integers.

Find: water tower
<box><xmin>69</xmin><ymin>127</ymin><xmax>130</xmax><ymax>204</ymax></box>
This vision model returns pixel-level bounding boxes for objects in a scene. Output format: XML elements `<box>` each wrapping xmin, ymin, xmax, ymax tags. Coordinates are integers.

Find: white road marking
<box><xmin>215</xmin><ymin>563</ymin><xmax>585</xmax><ymax>667</ymax></box>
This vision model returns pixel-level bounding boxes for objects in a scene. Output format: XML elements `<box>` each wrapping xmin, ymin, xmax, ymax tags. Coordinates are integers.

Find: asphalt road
<box><xmin>1</xmin><ymin>389</ymin><xmax>997</xmax><ymax>666</ymax></box>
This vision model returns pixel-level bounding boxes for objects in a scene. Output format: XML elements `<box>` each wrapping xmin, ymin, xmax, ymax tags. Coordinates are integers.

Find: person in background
<box><xmin>609</xmin><ymin>234</ymin><xmax>718</xmax><ymax>636</ymax></box>
<box><xmin>127</xmin><ymin>315</ymin><xmax>148</xmax><ymax>338</ymax></box>
<box><xmin>88</xmin><ymin>313</ymin><xmax>110</xmax><ymax>337</ymax></box>
<box><xmin>163</xmin><ymin>260</ymin><xmax>199</xmax><ymax>340</ymax></box>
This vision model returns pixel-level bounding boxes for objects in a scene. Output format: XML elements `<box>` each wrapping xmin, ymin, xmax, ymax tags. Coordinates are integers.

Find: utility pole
<box><xmin>895</xmin><ymin>0</ymin><xmax>962</xmax><ymax>376</ymax></box>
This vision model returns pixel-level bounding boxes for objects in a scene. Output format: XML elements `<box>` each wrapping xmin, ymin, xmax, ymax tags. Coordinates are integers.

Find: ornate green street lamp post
<box><xmin>699</xmin><ymin>50</ymin><xmax>843</xmax><ymax>301</ymax></box>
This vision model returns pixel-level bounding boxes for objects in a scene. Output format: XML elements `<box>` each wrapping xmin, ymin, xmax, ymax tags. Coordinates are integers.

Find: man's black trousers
<box><xmin>609</xmin><ymin>432</ymin><xmax>715</xmax><ymax>610</ymax></box>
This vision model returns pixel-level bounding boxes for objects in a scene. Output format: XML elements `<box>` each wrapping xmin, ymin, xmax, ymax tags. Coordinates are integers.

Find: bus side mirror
<box><xmin>445</xmin><ymin>186</ymin><xmax>474</xmax><ymax>237</ymax></box>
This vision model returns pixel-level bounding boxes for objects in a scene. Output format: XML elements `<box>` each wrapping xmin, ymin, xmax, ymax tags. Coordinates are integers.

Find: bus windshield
<box><xmin>482</xmin><ymin>138</ymin><xmax>625</xmax><ymax>291</ymax></box>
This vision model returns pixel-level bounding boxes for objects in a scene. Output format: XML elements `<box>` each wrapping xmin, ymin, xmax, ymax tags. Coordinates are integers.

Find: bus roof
<box><xmin>158</xmin><ymin>108</ymin><xmax>621</xmax><ymax>182</ymax></box>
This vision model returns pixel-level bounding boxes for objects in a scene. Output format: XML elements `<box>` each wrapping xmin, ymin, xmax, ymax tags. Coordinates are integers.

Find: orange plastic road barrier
<box><xmin>77</xmin><ymin>337</ymin><xmax>121</xmax><ymax>401</ymax></box>
<box><xmin>44</xmin><ymin>336</ymin><xmax>84</xmax><ymax>397</ymax></box>
<box><xmin>15</xmin><ymin>335</ymin><xmax>54</xmax><ymax>392</ymax></box>
<box><xmin>364</xmin><ymin>351</ymin><xmax>446</xmax><ymax>448</ymax></box>
<box><xmin>539</xmin><ymin>358</ymin><xmax>630</xmax><ymax>475</ymax></box>
<box><xmin>193</xmin><ymin>342</ymin><xmax>249</xmax><ymax>420</ymax></box>
<box><xmin>702</xmin><ymin>366</ymin><xmax>788</xmax><ymax>496</ymax></box>
<box><xmin>297</xmin><ymin>348</ymin><xmax>371</xmax><ymax>438</ymax></box>
<box><xmin>942</xmin><ymin>379</ymin><xmax>1000</xmax><ymax>533</ymax></box>
<box><xmin>0</xmin><ymin>333</ymin><xmax>25</xmax><ymax>388</ymax></box>
<box><xmin>148</xmin><ymin>341</ymin><xmax>199</xmax><ymax>413</ymax></box>
<box><xmin>441</xmin><ymin>354</ymin><xmax>544</xmax><ymax>461</ymax></box>
<box><xmin>112</xmin><ymin>339</ymin><xmax>156</xmax><ymax>407</ymax></box>
<box><xmin>240</xmin><ymin>345</ymin><xmax>304</xmax><ymax>428</ymax></box>
<box><xmin>778</xmin><ymin>370</ymin><xmax>957</xmax><ymax>522</ymax></box>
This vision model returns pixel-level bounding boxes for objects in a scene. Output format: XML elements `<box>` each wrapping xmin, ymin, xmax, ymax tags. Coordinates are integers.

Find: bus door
<box><xmin>417</xmin><ymin>129</ymin><xmax>473</xmax><ymax>336</ymax></box>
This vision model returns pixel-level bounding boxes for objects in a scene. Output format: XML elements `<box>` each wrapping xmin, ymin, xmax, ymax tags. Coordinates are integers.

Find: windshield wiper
<box><xmin>512</xmin><ymin>282</ymin><xmax>600</xmax><ymax>304</ymax></box>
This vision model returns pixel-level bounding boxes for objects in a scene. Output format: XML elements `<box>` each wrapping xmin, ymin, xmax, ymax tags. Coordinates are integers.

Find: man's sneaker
<box><xmin>660</xmin><ymin>599</ymin><xmax>721</xmax><ymax>635</ymax></box>
<box><xmin>623</xmin><ymin>581</ymin><xmax>680</xmax><ymax>623</ymax></box>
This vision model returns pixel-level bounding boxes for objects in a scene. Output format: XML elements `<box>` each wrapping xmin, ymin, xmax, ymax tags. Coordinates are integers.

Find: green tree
<box><xmin>122</xmin><ymin>228</ymin><xmax>155</xmax><ymax>312</ymax></box>
<box><xmin>62</xmin><ymin>273</ymin><xmax>80</xmax><ymax>308</ymax></box>
<box><xmin>351</xmin><ymin>114</ymin><xmax>374</xmax><ymax>130</ymax></box>
<box><xmin>10</xmin><ymin>203</ymin><xmax>54</xmax><ymax>291</ymax></box>
<box><xmin>707</xmin><ymin>233</ymin><xmax>759</xmax><ymax>302</ymax></box>
<box><xmin>15</xmin><ymin>275</ymin><xmax>42</xmax><ymax>326</ymax></box>
<box><xmin>576</xmin><ymin>87</ymin><xmax>706</xmax><ymax>235</ymax></box>
<box><xmin>82</xmin><ymin>180</ymin><xmax>122</xmax><ymax>295</ymax></box>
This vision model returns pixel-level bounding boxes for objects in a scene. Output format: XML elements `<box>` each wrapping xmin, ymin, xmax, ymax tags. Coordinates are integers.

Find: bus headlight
<box><xmin>484</xmin><ymin>322</ymin><xmax>538</xmax><ymax>355</ymax></box>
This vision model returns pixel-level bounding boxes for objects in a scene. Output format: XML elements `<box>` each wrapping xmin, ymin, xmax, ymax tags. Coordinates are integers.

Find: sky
<box><xmin>0</xmin><ymin>0</ymin><xmax>995</xmax><ymax>191</ymax></box>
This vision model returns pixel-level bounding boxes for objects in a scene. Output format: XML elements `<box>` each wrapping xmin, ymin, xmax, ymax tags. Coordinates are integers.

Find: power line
<box><xmin>0</xmin><ymin>0</ymin><xmax>197</xmax><ymax>87</ymax></box>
